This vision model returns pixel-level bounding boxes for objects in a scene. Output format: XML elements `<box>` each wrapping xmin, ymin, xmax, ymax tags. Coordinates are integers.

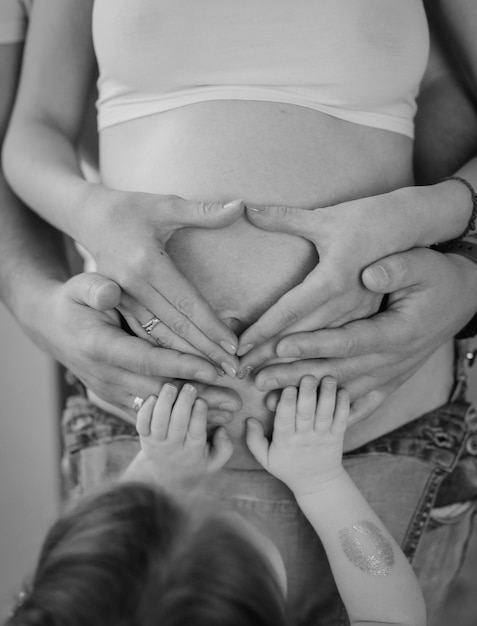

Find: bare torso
<box><xmin>100</xmin><ymin>101</ymin><xmax>454</xmax><ymax>468</ymax></box>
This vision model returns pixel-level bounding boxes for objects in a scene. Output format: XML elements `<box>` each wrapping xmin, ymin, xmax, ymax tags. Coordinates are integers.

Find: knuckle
<box><xmin>154</xmin><ymin>333</ymin><xmax>173</xmax><ymax>349</ymax></box>
<box><xmin>164</xmin><ymin>194</ymin><xmax>181</xmax><ymax>210</ymax></box>
<box><xmin>169</xmin><ymin>318</ymin><xmax>191</xmax><ymax>338</ymax></box>
<box><xmin>188</xmin><ymin>429</ymin><xmax>205</xmax><ymax>442</ymax></box>
<box><xmin>388</xmin><ymin>254</ymin><xmax>408</xmax><ymax>279</ymax></box>
<box><xmin>174</xmin><ymin>296</ymin><xmax>196</xmax><ymax>318</ymax></box>
<box><xmin>280</xmin><ymin>306</ymin><xmax>300</xmax><ymax>327</ymax></box>
<box><xmin>136</xmin><ymin>347</ymin><xmax>159</xmax><ymax>377</ymax></box>
<box><xmin>195</xmin><ymin>201</ymin><xmax>210</xmax><ymax>217</ymax></box>
<box><xmin>340</xmin><ymin>331</ymin><xmax>360</xmax><ymax>357</ymax></box>
<box><xmin>275</xmin><ymin>205</ymin><xmax>296</xmax><ymax>221</ymax></box>
<box><xmin>174</xmin><ymin>352</ymin><xmax>197</xmax><ymax>377</ymax></box>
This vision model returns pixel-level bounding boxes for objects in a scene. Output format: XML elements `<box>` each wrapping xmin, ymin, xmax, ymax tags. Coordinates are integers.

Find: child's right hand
<box><xmin>127</xmin><ymin>383</ymin><xmax>233</xmax><ymax>485</ymax></box>
<box><xmin>246</xmin><ymin>376</ymin><xmax>349</xmax><ymax>496</ymax></box>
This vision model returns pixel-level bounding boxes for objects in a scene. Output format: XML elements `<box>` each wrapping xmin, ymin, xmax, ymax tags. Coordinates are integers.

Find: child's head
<box><xmin>8</xmin><ymin>482</ymin><xmax>290</xmax><ymax>626</ymax></box>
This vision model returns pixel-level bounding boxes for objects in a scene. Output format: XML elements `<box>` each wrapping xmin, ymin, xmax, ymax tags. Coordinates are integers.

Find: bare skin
<box><xmin>99</xmin><ymin>101</ymin><xmax>453</xmax><ymax>467</ymax></box>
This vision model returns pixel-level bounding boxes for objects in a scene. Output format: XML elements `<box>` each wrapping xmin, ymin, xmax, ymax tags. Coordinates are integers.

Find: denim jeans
<box><xmin>61</xmin><ymin>346</ymin><xmax>477</xmax><ymax>625</ymax></box>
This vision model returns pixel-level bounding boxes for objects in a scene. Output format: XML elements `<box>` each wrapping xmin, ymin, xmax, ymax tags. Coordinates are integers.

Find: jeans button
<box><xmin>466</xmin><ymin>434</ymin><xmax>477</xmax><ymax>456</ymax></box>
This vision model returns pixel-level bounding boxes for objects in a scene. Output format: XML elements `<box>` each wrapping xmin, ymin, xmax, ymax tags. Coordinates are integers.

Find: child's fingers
<box><xmin>296</xmin><ymin>375</ymin><xmax>318</xmax><ymax>433</ymax></box>
<box><xmin>207</xmin><ymin>427</ymin><xmax>234</xmax><ymax>471</ymax></box>
<box><xmin>168</xmin><ymin>383</ymin><xmax>197</xmax><ymax>441</ymax></box>
<box><xmin>150</xmin><ymin>383</ymin><xmax>178</xmax><ymax>440</ymax></box>
<box><xmin>331</xmin><ymin>388</ymin><xmax>350</xmax><ymax>436</ymax></box>
<box><xmin>186</xmin><ymin>398</ymin><xmax>208</xmax><ymax>447</ymax></box>
<box><xmin>245</xmin><ymin>418</ymin><xmax>269</xmax><ymax>468</ymax></box>
<box><xmin>273</xmin><ymin>386</ymin><xmax>298</xmax><ymax>440</ymax></box>
<box><xmin>135</xmin><ymin>395</ymin><xmax>158</xmax><ymax>437</ymax></box>
<box><xmin>315</xmin><ymin>376</ymin><xmax>337</xmax><ymax>434</ymax></box>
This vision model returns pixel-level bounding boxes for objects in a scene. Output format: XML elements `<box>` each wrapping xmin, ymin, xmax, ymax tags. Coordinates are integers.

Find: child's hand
<box><xmin>246</xmin><ymin>376</ymin><xmax>349</xmax><ymax>496</ymax></box>
<box><xmin>126</xmin><ymin>383</ymin><xmax>233</xmax><ymax>485</ymax></box>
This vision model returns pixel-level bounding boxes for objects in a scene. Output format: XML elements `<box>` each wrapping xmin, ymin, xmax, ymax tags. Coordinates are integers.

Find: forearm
<box><xmin>0</xmin><ymin>175</ymin><xmax>70</xmax><ymax>346</ymax></box>
<box><xmin>296</xmin><ymin>471</ymin><xmax>426</xmax><ymax>626</ymax></box>
<box><xmin>1</xmin><ymin>0</ymin><xmax>100</xmax><ymax>245</ymax></box>
<box><xmin>2</xmin><ymin>116</ymin><xmax>103</xmax><ymax>244</ymax></box>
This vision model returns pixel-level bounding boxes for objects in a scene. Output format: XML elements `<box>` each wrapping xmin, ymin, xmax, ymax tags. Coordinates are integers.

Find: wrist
<box><xmin>292</xmin><ymin>466</ymin><xmax>346</xmax><ymax>500</ymax></box>
<box><xmin>71</xmin><ymin>182</ymin><xmax>118</xmax><ymax>249</ymax></box>
<box><xmin>10</xmin><ymin>276</ymin><xmax>64</xmax><ymax>350</ymax></box>
<box><xmin>442</xmin><ymin>246</ymin><xmax>477</xmax><ymax>338</ymax></box>
<box><xmin>414</xmin><ymin>181</ymin><xmax>474</xmax><ymax>245</ymax></box>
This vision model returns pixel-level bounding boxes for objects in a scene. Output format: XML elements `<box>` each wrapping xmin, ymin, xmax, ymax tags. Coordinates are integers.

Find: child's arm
<box><xmin>122</xmin><ymin>384</ymin><xmax>233</xmax><ymax>488</ymax></box>
<box><xmin>246</xmin><ymin>376</ymin><xmax>426</xmax><ymax>626</ymax></box>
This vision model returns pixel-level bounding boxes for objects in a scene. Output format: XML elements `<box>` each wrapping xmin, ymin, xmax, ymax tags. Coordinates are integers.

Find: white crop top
<box><xmin>93</xmin><ymin>0</ymin><xmax>430</xmax><ymax>138</ymax></box>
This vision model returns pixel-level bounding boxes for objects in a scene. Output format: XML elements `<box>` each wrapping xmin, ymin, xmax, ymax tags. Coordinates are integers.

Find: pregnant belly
<box><xmin>99</xmin><ymin>100</ymin><xmax>450</xmax><ymax>468</ymax></box>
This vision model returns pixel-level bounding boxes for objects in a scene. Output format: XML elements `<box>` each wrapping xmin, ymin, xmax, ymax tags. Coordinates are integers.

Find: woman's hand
<box><xmin>34</xmin><ymin>272</ymin><xmax>242</xmax><ymax>420</ymax></box>
<box><xmin>237</xmin><ymin>188</ymin><xmax>430</xmax><ymax>369</ymax></box>
<box><xmin>76</xmin><ymin>187</ymin><xmax>244</xmax><ymax>374</ymax></box>
<box><xmin>248</xmin><ymin>247</ymin><xmax>477</xmax><ymax>424</ymax></box>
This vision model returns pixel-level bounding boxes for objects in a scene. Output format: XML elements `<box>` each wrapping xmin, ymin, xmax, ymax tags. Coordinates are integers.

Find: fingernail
<box><xmin>259</xmin><ymin>378</ymin><xmax>278</xmax><ymax>391</ymax></box>
<box><xmin>216</xmin><ymin>367</ymin><xmax>226</xmax><ymax>377</ymax></box>
<box><xmin>223</xmin><ymin>199</ymin><xmax>244</xmax><ymax>209</ymax></box>
<box><xmin>220</xmin><ymin>340</ymin><xmax>237</xmax><ymax>355</ymax></box>
<box><xmin>194</xmin><ymin>370</ymin><xmax>217</xmax><ymax>383</ymax></box>
<box><xmin>365</xmin><ymin>265</ymin><xmax>388</xmax><ymax>290</ymax></box>
<box><xmin>276</xmin><ymin>343</ymin><xmax>300</xmax><ymax>358</ymax></box>
<box><xmin>236</xmin><ymin>343</ymin><xmax>254</xmax><ymax>356</ymax></box>
<box><xmin>237</xmin><ymin>365</ymin><xmax>254</xmax><ymax>380</ymax></box>
<box><xmin>219</xmin><ymin>401</ymin><xmax>238</xmax><ymax>412</ymax></box>
<box><xmin>183</xmin><ymin>383</ymin><xmax>197</xmax><ymax>394</ymax></box>
<box><xmin>247</xmin><ymin>205</ymin><xmax>266</xmax><ymax>212</ymax></box>
<box><xmin>221</xmin><ymin>362</ymin><xmax>237</xmax><ymax>377</ymax></box>
<box><xmin>208</xmin><ymin>412</ymin><xmax>232</xmax><ymax>425</ymax></box>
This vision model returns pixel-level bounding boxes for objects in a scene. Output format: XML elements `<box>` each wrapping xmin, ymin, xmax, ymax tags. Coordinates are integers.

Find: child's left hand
<box><xmin>246</xmin><ymin>376</ymin><xmax>349</xmax><ymax>496</ymax></box>
<box><xmin>124</xmin><ymin>383</ymin><xmax>233</xmax><ymax>485</ymax></box>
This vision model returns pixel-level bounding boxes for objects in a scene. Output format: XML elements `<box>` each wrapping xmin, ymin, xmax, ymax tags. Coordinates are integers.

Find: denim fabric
<box><xmin>61</xmin><ymin>388</ymin><xmax>477</xmax><ymax>626</ymax></box>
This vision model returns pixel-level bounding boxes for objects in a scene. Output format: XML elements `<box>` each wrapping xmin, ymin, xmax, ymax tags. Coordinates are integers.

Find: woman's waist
<box><xmin>100</xmin><ymin>100</ymin><xmax>414</xmax><ymax>205</ymax></box>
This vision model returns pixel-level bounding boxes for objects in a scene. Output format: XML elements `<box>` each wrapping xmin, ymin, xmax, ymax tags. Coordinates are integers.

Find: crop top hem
<box><xmin>97</xmin><ymin>87</ymin><xmax>415</xmax><ymax>139</ymax></box>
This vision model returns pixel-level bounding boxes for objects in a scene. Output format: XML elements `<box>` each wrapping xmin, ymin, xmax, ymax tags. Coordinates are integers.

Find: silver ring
<box><xmin>132</xmin><ymin>396</ymin><xmax>145</xmax><ymax>412</ymax></box>
<box><xmin>141</xmin><ymin>316</ymin><xmax>161</xmax><ymax>335</ymax></box>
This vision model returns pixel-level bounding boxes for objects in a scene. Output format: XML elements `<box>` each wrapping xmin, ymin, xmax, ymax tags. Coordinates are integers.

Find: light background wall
<box><xmin>0</xmin><ymin>303</ymin><xmax>476</xmax><ymax>620</ymax></box>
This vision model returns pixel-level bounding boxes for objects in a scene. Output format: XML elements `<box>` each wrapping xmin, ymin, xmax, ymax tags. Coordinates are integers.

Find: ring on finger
<box><xmin>132</xmin><ymin>396</ymin><xmax>145</xmax><ymax>412</ymax></box>
<box><xmin>141</xmin><ymin>316</ymin><xmax>161</xmax><ymax>335</ymax></box>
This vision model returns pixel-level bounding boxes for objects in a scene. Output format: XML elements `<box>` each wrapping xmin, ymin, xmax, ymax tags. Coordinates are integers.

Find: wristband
<box><xmin>442</xmin><ymin>176</ymin><xmax>477</xmax><ymax>241</ymax></box>
<box><xmin>431</xmin><ymin>239</ymin><xmax>477</xmax><ymax>338</ymax></box>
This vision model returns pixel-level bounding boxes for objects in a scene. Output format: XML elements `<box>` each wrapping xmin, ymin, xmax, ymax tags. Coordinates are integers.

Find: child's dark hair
<box><xmin>7</xmin><ymin>482</ymin><xmax>290</xmax><ymax>626</ymax></box>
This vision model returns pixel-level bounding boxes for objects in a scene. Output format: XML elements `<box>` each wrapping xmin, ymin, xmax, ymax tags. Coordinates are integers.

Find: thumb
<box><xmin>362</xmin><ymin>248</ymin><xmax>430</xmax><ymax>293</ymax></box>
<box><xmin>245</xmin><ymin>204</ymin><xmax>317</xmax><ymax>238</ymax></box>
<box><xmin>176</xmin><ymin>198</ymin><xmax>245</xmax><ymax>230</ymax></box>
<box><xmin>245</xmin><ymin>418</ymin><xmax>269</xmax><ymax>468</ymax></box>
<box><xmin>68</xmin><ymin>273</ymin><xmax>122</xmax><ymax>311</ymax></box>
<box><xmin>208</xmin><ymin>427</ymin><xmax>234</xmax><ymax>471</ymax></box>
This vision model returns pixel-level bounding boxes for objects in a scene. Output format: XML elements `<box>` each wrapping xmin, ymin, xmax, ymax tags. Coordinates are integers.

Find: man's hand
<box><xmin>248</xmin><ymin>248</ymin><xmax>477</xmax><ymax>423</ymax></box>
<box><xmin>37</xmin><ymin>272</ymin><xmax>242</xmax><ymax>420</ymax></box>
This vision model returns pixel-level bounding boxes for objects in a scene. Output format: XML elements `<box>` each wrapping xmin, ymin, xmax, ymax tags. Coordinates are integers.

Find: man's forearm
<box><xmin>0</xmin><ymin>175</ymin><xmax>70</xmax><ymax>343</ymax></box>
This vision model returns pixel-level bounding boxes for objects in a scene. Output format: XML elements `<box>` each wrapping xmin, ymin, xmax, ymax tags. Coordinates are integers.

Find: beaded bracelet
<box><xmin>431</xmin><ymin>239</ymin><xmax>477</xmax><ymax>339</ymax></box>
<box><xmin>443</xmin><ymin>176</ymin><xmax>477</xmax><ymax>241</ymax></box>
